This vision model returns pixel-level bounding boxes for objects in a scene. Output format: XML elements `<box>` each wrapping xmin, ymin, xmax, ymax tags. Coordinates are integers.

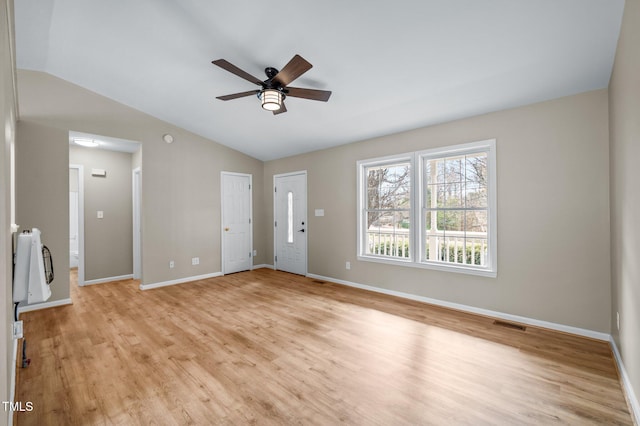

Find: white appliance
<box><xmin>13</xmin><ymin>228</ymin><xmax>53</xmax><ymax>304</ymax></box>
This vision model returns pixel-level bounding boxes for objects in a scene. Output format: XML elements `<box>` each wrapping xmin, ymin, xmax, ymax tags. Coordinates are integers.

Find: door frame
<box><xmin>69</xmin><ymin>164</ymin><xmax>85</xmax><ymax>286</ymax></box>
<box><xmin>221</xmin><ymin>171</ymin><xmax>253</xmax><ymax>275</ymax></box>
<box><xmin>132</xmin><ymin>167</ymin><xmax>142</xmax><ymax>280</ymax></box>
<box><xmin>273</xmin><ymin>170</ymin><xmax>308</xmax><ymax>275</ymax></box>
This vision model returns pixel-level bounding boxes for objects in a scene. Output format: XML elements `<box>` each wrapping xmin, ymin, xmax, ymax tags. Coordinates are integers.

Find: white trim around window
<box><xmin>357</xmin><ymin>139</ymin><xmax>497</xmax><ymax>278</ymax></box>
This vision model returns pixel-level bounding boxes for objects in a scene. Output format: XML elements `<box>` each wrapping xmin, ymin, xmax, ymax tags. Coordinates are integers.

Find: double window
<box><xmin>357</xmin><ymin>139</ymin><xmax>497</xmax><ymax>277</ymax></box>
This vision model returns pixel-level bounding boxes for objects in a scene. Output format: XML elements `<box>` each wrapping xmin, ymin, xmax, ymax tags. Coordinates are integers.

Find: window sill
<box><xmin>357</xmin><ymin>255</ymin><xmax>497</xmax><ymax>278</ymax></box>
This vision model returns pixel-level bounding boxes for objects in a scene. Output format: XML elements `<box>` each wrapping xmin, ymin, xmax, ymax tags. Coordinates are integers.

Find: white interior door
<box><xmin>222</xmin><ymin>172</ymin><xmax>252</xmax><ymax>274</ymax></box>
<box><xmin>274</xmin><ymin>172</ymin><xmax>307</xmax><ymax>275</ymax></box>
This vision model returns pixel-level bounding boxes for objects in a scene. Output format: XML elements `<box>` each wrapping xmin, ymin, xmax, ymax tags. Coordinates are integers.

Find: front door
<box><xmin>221</xmin><ymin>172</ymin><xmax>252</xmax><ymax>274</ymax></box>
<box><xmin>274</xmin><ymin>172</ymin><xmax>307</xmax><ymax>275</ymax></box>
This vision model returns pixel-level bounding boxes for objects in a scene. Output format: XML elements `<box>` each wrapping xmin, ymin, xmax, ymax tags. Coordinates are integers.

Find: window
<box><xmin>357</xmin><ymin>140</ymin><xmax>496</xmax><ymax>277</ymax></box>
<box><xmin>363</xmin><ymin>159</ymin><xmax>412</xmax><ymax>260</ymax></box>
<box><xmin>287</xmin><ymin>191</ymin><xmax>294</xmax><ymax>243</ymax></box>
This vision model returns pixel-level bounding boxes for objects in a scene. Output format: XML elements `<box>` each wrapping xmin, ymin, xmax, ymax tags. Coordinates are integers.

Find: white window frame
<box><xmin>357</xmin><ymin>139</ymin><xmax>497</xmax><ymax>277</ymax></box>
<box><xmin>357</xmin><ymin>153</ymin><xmax>415</xmax><ymax>266</ymax></box>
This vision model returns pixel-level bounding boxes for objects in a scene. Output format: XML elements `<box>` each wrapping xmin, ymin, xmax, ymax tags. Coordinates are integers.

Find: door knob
<box><xmin>298</xmin><ymin>229</ymin><xmax>305</xmax><ymax>233</ymax></box>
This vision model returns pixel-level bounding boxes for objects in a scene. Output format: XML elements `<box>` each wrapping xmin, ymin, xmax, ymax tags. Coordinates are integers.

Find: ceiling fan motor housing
<box><xmin>265</xmin><ymin>67</ymin><xmax>279</xmax><ymax>80</ymax></box>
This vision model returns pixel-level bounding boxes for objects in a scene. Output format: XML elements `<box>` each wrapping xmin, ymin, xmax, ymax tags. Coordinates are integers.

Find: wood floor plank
<box><xmin>14</xmin><ymin>268</ymin><xmax>634</xmax><ymax>425</ymax></box>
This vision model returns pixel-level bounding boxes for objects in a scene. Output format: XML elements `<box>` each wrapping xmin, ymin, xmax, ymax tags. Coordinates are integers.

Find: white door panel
<box><xmin>274</xmin><ymin>172</ymin><xmax>307</xmax><ymax>275</ymax></box>
<box><xmin>222</xmin><ymin>173</ymin><xmax>252</xmax><ymax>274</ymax></box>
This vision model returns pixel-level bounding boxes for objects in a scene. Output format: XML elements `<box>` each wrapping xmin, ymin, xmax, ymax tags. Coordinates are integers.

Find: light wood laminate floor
<box><xmin>15</xmin><ymin>268</ymin><xmax>633</xmax><ymax>425</ymax></box>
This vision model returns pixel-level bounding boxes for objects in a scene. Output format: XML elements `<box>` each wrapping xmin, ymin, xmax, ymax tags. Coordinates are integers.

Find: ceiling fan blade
<box><xmin>212</xmin><ymin>59</ymin><xmax>263</xmax><ymax>86</ymax></box>
<box><xmin>272</xmin><ymin>54</ymin><xmax>312</xmax><ymax>87</ymax></box>
<box><xmin>286</xmin><ymin>87</ymin><xmax>332</xmax><ymax>102</ymax></box>
<box><xmin>216</xmin><ymin>90</ymin><xmax>259</xmax><ymax>101</ymax></box>
<box><xmin>273</xmin><ymin>102</ymin><xmax>287</xmax><ymax>115</ymax></box>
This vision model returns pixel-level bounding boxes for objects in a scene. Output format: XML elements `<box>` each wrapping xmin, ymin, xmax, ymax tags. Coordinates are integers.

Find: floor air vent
<box><xmin>312</xmin><ymin>280</ymin><xmax>325</xmax><ymax>284</ymax></box>
<box><xmin>493</xmin><ymin>320</ymin><xmax>527</xmax><ymax>331</ymax></box>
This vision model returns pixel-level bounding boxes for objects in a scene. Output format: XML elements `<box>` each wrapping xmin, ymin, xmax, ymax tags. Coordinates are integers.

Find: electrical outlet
<box><xmin>13</xmin><ymin>321</ymin><xmax>23</xmax><ymax>339</ymax></box>
<box><xmin>169</xmin><ymin>260</ymin><xmax>175</xmax><ymax>269</ymax></box>
<box><xmin>346</xmin><ymin>261</ymin><xmax>351</xmax><ymax>270</ymax></box>
<box><xmin>253</xmin><ymin>250</ymin><xmax>257</xmax><ymax>256</ymax></box>
<box><xmin>192</xmin><ymin>257</ymin><xmax>199</xmax><ymax>265</ymax></box>
<box><xmin>617</xmin><ymin>312</ymin><xmax>620</xmax><ymax>331</ymax></box>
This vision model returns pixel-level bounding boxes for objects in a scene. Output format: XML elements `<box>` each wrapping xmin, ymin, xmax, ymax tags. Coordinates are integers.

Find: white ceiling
<box><xmin>14</xmin><ymin>0</ymin><xmax>624</xmax><ymax>161</ymax></box>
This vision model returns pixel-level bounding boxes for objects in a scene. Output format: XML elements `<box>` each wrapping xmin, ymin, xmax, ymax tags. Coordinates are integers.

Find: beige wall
<box><xmin>69</xmin><ymin>146</ymin><xmax>133</xmax><ymax>281</ymax></box>
<box><xmin>1</xmin><ymin>0</ymin><xmax>16</xmax><ymax>424</ymax></box>
<box><xmin>609</xmin><ymin>0</ymin><xmax>640</xmax><ymax>413</ymax></box>
<box><xmin>17</xmin><ymin>70</ymin><xmax>265</xmax><ymax>288</ymax></box>
<box><xmin>15</xmin><ymin>121</ymin><xmax>70</xmax><ymax>304</ymax></box>
<box><xmin>265</xmin><ymin>89</ymin><xmax>611</xmax><ymax>332</ymax></box>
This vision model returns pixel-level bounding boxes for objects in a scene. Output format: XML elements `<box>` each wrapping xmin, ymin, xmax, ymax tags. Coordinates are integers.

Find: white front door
<box><xmin>222</xmin><ymin>172</ymin><xmax>252</xmax><ymax>274</ymax></box>
<box><xmin>274</xmin><ymin>172</ymin><xmax>307</xmax><ymax>275</ymax></box>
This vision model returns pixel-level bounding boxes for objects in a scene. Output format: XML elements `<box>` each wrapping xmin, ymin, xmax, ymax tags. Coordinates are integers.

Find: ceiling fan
<box><xmin>212</xmin><ymin>54</ymin><xmax>332</xmax><ymax>115</ymax></box>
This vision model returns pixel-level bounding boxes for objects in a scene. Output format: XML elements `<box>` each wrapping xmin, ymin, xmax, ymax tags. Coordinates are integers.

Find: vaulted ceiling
<box><xmin>14</xmin><ymin>0</ymin><xmax>624</xmax><ymax>161</ymax></box>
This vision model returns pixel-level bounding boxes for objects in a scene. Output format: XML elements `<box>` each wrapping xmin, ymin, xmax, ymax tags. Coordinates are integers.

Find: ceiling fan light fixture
<box><xmin>260</xmin><ymin>89</ymin><xmax>282</xmax><ymax>111</ymax></box>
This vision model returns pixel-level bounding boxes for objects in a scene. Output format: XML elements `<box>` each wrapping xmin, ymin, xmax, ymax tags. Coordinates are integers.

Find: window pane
<box><xmin>367</xmin><ymin>188</ymin><xmax>380</xmax><ymax>209</ymax></box>
<box><xmin>436</xmin><ymin>184</ymin><xmax>446</xmax><ymax>208</ymax></box>
<box><xmin>465</xmin><ymin>238</ymin><xmax>487</xmax><ymax>266</ymax></box>
<box><xmin>367</xmin><ymin>211</ymin><xmax>386</xmax><ymax>230</ymax></box>
<box><xmin>394</xmin><ymin>212</ymin><xmax>410</xmax><ymax>258</ymax></box>
<box><xmin>366</xmin><ymin>163</ymin><xmax>411</xmax><ymax>210</ymax></box>
<box><xmin>443</xmin><ymin>236</ymin><xmax>465</xmax><ymax>263</ymax></box>
<box><xmin>367</xmin><ymin>168</ymin><xmax>382</xmax><ymax>189</ymax></box>
<box><xmin>425</xmin><ymin>234</ymin><xmax>440</xmax><ymax>262</ymax></box>
<box><xmin>465</xmin><ymin>182</ymin><xmax>487</xmax><ymax>208</ymax></box>
<box><xmin>425</xmin><ymin>185</ymin><xmax>432</xmax><ymax>209</ymax></box>
<box><xmin>287</xmin><ymin>191</ymin><xmax>294</xmax><ymax>243</ymax></box>
<box><xmin>465</xmin><ymin>153</ymin><xmax>487</xmax><ymax>184</ymax></box>
<box><xmin>466</xmin><ymin>210</ymin><xmax>488</xmax><ymax>234</ymax></box>
<box><xmin>365</xmin><ymin>210</ymin><xmax>410</xmax><ymax>258</ymax></box>
<box><xmin>424</xmin><ymin>159</ymin><xmax>433</xmax><ymax>184</ymax></box>
<box><xmin>445</xmin><ymin>182</ymin><xmax>464</xmax><ymax>208</ymax></box>
<box><xmin>363</xmin><ymin>161</ymin><xmax>411</xmax><ymax>259</ymax></box>
<box><xmin>444</xmin><ymin>156</ymin><xmax>464</xmax><ymax>184</ymax></box>
<box><xmin>436</xmin><ymin>160</ymin><xmax>445</xmax><ymax>183</ymax></box>
<box><xmin>443</xmin><ymin>210</ymin><xmax>464</xmax><ymax>232</ymax></box>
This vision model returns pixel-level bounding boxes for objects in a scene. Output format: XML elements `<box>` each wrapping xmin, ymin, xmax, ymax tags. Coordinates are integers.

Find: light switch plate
<box><xmin>13</xmin><ymin>321</ymin><xmax>23</xmax><ymax>339</ymax></box>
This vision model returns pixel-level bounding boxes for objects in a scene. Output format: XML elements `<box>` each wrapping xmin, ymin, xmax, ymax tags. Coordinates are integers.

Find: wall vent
<box><xmin>493</xmin><ymin>320</ymin><xmax>527</xmax><ymax>331</ymax></box>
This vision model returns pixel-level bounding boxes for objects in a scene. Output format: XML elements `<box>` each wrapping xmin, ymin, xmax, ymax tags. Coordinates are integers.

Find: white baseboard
<box><xmin>610</xmin><ymin>337</ymin><xmax>640</xmax><ymax>423</ymax></box>
<box><xmin>140</xmin><ymin>272</ymin><xmax>223</xmax><ymax>291</ymax></box>
<box><xmin>306</xmin><ymin>273</ymin><xmax>610</xmax><ymax>341</ymax></box>
<box><xmin>252</xmin><ymin>264</ymin><xmax>274</xmax><ymax>270</ymax></box>
<box><xmin>17</xmin><ymin>298</ymin><xmax>73</xmax><ymax>314</ymax></box>
<box><xmin>83</xmin><ymin>274</ymin><xmax>133</xmax><ymax>286</ymax></box>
